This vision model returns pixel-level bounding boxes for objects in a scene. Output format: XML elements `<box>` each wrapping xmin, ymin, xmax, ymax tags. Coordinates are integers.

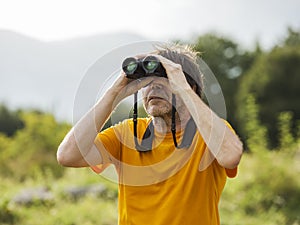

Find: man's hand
<box><xmin>111</xmin><ymin>71</ymin><xmax>155</xmax><ymax>102</ymax></box>
<box><xmin>152</xmin><ymin>54</ymin><xmax>192</xmax><ymax>95</ymax></box>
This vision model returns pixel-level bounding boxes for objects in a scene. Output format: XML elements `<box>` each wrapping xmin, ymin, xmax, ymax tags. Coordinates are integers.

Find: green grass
<box><xmin>1</xmin><ymin>168</ymin><xmax>118</xmax><ymax>225</ymax></box>
<box><xmin>220</xmin><ymin>147</ymin><xmax>300</xmax><ymax>225</ymax></box>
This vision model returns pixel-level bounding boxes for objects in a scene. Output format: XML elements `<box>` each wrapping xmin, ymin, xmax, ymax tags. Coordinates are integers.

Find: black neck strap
<box><xmin>133</xmin><ymin>92</ymin><xmax>196</xmax><ymax>152</ymax></box>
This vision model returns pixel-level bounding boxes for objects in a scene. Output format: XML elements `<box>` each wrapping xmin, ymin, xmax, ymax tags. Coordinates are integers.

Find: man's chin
<box><xmin>147</xmin><ymin>108</ymin><xmax>171</xmax><ymax>117</ymax></box>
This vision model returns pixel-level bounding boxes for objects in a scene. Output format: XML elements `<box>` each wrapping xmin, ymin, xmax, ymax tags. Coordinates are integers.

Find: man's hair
<box><xmin>153</xmin><ymin>43</ymin><xmax>204</xmax><ymax>99</ymax></box>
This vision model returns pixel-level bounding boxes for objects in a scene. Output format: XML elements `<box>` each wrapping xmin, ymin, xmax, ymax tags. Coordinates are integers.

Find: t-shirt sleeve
<box><xmin>225</xmin><ymin>167</ymin><xmax>238</xmax><ymax>178</ymax></box>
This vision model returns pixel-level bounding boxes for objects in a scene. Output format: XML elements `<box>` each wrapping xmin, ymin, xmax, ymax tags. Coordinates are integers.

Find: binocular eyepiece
<box><xmin>122</xmin><ymin>56</ymin><xmax>167</xmax><ymax>79</ymax></box>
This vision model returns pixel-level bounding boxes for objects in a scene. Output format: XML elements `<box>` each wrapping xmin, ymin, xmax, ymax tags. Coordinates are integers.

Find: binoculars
<box><xmin>122</xmin><ymin>56</ymin><xmax>167</xmax><ymax>79</ymax></box>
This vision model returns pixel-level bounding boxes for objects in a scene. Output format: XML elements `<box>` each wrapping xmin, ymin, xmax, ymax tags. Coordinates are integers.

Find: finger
<box><xmin>123</xmin><ymin>77</ymin><xmax>152</xmax><ymax>96</ymax></box>
<box><xmin>149</xmin><ymin>54</ymin><xmax>173</xmax><ymax>67</ymax></box>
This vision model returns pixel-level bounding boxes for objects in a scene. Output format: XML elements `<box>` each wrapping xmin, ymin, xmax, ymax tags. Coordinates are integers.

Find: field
<box><xmin>1</xmin><ymin>145</ymin><xmax>299</xmax><ymax>225</ymax></box>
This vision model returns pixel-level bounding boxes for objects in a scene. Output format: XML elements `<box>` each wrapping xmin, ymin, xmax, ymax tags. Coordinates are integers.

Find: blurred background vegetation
<box><xmin>1</xmin><ymin>27</ymin><xmax>300</xmax><ymax>224</ymax></box>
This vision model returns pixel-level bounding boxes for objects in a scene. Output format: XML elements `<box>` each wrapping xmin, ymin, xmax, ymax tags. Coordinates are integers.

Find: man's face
<box><xmin>141</xmin><ymin>77</ymin><xmax>173</xmax><ymax>117</ymax></box>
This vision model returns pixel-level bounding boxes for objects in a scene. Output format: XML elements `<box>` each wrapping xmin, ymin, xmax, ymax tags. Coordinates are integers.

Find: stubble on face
<box><xmin>142</xmin><ymin>79</ymin><xmax>172</xmax><ymax>118</ymax></box>
<box><xmin>142</xmin><ymin>78</ymin><xmax>191</xmax><ymax>132</ymax></box>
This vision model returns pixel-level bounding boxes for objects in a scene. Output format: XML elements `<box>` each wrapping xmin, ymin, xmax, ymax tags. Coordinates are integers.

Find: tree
<box><xmin>0</xmin><ymin>104</ymin><xmax>24</xmax><ymax>136</ymax></box>
<box><xmin>283</xmin><ymin>27</ymin><xmax>300</xmax><ymax>47</ymax></box>
<box><xmin>192</xmin><ymin>33</ymin><xmax>257</xmax><ymax>128</ymax></box>
<box><xmin>236</xmin><ymin>29</ymin><xmax>300</xmax><ymax>147</ymax></box>
<box><xmin>0</xmin><ymin>110</ymin><xmax>70</xmax><ymax>179</ymax></box>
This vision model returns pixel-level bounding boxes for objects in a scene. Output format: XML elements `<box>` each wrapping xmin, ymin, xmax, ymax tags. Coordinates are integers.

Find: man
<box><xmin>57</xmin><ymin>44</ymin><xmax>243</xmax><ymax>225</ymax></box>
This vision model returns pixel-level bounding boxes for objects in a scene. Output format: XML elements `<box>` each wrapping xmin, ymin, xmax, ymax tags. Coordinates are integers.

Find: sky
<box><xmin>0</xmin><ymin>0</ymin><xmax>299</xmax><ymax>48</ymax></box>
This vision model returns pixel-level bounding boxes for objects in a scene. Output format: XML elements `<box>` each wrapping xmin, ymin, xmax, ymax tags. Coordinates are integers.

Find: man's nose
<box><xmin>149</xmin><ymin>81</ymin><xmax>163</xmax><ymax>90</ymax></box>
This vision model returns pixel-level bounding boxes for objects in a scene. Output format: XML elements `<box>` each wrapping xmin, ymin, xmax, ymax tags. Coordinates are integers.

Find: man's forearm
<box><xmin>57</xmin><ymin>88</ymin><xmax>121</xmax><ymax>167</ymax></box>
<box><xmin>180</xmin><ymin>88</ymin><xmax>243</xmax><ymax>169</ymax></box>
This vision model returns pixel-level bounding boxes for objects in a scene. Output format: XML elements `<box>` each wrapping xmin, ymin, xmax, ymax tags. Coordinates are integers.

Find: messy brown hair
<box><xmin>153</xmin><ymin>43</ymin><xmax>204</xmax><ymax>99</ymax></box>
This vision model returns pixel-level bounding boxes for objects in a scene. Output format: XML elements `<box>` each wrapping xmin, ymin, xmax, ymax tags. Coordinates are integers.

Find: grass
<box><xmin>1</xmin><ymin>168</ymin><xmax>118</xmax><ymax>225</ymax></box>
<box><xmin>220</xmin><ymin>146</ymin><xmax>300</xmax><ymax>225</ymax></box>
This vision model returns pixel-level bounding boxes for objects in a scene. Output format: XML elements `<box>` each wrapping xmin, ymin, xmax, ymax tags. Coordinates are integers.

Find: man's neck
<box><xmin>152</xmin><ymin>111</ymin><xmax>191</xmax><ymax>134</ymax></box>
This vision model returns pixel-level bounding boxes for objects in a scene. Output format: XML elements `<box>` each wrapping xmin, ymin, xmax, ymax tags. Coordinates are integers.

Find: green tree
<box><xmin>192</xmin><ymin>33</ymin><xmax>257</xmax><ymax>128</ymax></box>
<box><xmin>283</xmin><ymin>27</ymin><xmax>300</xmax><ymax>47</ymax></box>
<box><xmin>243</xmin><ymin>94</ymin><xmax>268</xmax><ymax>152</ymax></box>
<box><xmin>0</xmin><ymin>110</ymin><xmax>70</xmax><ymax>180</ymax></box>
<box><xmin>236</xmin><ymin>29</ymin><xmax>300</xmax><ymax>148</ymax></box>
<box><xmin>0</xmin><ymin>104</ymin><xmax>24</xmax><ymax>136</ymax></box>
<box><xmin>277</xmin><ymin>111</ymin><xmax>295</xmax><ymax>151</ymax></box>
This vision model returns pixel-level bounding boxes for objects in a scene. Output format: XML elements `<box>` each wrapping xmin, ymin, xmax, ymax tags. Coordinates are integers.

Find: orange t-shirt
<box><xmin>93</xmin><ymin>118</ymin><xmax>237</xmax><ymax>225</ymax></box>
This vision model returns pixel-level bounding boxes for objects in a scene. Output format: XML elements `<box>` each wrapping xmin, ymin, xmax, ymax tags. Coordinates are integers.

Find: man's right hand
<box><xmin>110</xmin><ymin>71</ymin><xmax>155</xmax><ymax>102</ymax></box>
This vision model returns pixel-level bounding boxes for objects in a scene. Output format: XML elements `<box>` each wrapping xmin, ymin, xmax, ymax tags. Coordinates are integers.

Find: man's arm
<box><xmin>57</xmin><ymin>73</ymin><xmax>153</xmax><ymax>168</ymax></box>
<box><xmin>156</xmin><ymin>55</ymin><xmax>243</xmax><ymax>169</ymax></box>
<box><xmin>178</xmin><ymin>88</ymin><xmax>243</xmax><ymax>169</ymax></box>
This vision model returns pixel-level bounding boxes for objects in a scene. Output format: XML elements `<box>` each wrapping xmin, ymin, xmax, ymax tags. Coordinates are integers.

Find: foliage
<box><xmin>0</xmin><ymin>110</ymin><xmax>70</xmax><ymax>180</ymax></box>
<box><xmin>243</xmin><ymin>94</ymin><xmax>268</xmax><ymax>152</ymax></box>
<box><xmin>0</xmin><ymin>104</ymin><xmax>24</xmax><ymax>136</ymax></box>
<box><xmin>220</xmin><ymin>92</ymin><xmax>300</xmax><ymax>225</ymax></box>
<box><xmin>190</xmin><ymin>29</ymin><xmax>300</xmax><ymax>148</ymax></box>
<box><xmin>0</xmin><ymin>168</ymin><xmax>118</xmax><ymax>225</ymax></box>
<box><xmin>277</xmin><ymin>111</ymin><xmax>295</xmax><ymax>150</ymax></box>
<box><xmin>192</xmin><ymin>33</ymin><xmax>257</xmax><ymax>127</ymax></box>
<box><xmin>220</xmin><ymin>146</ymin><xmax>300</xmax><ymax>225</ymax></box>
<box><xmin>0</xmin><ymin>199</ymin><xmax>19</xmax><ymax>225</ymax></box>
<box><xmin>236</xmin><ymin>30</ymin><xmax>300</xmax><ymax>147</ymax></box>
<box><xmin>283</xmin><ymin>27</ymin><xmax>300</xmax><ymax>47</ymax></box>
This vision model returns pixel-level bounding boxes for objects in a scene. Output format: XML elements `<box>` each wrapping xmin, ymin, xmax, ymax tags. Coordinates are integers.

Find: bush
<box><xmin>0</xmin><ymin>110</ymin><xmax>71</xmax><ymax>180</ymax></box>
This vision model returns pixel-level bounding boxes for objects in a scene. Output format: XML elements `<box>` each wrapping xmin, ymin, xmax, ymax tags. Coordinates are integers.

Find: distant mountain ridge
<box><xmin>0</xmin><ymin>30</ymin><xmax>145</xmax><ymax>121</ymax></box>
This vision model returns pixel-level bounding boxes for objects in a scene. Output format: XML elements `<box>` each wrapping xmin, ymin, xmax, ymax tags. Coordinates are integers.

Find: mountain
<box><xmin>0</xmin><ymin>30</ymin><xmax>147</xmax><ymax>122</ymax></box>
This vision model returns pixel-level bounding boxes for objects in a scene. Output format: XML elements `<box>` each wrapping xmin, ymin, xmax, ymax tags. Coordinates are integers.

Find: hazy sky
<box><xmin>0</xmin><ymin>0</ymin><xmax>299</xmax><ymax>48</ymax></box>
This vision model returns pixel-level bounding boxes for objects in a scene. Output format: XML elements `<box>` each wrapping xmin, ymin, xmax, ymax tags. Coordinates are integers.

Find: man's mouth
<box><xmin>148</xmin><ymin>96</ymin><xmax>165</xmax><ymax>102</ymax></box>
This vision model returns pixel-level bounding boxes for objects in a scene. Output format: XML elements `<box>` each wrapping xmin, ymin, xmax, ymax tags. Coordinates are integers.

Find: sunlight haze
<box><xmin>1</xmin><ymin>0</ymin><xmax>299</xmax><ymax>48</ymax></box>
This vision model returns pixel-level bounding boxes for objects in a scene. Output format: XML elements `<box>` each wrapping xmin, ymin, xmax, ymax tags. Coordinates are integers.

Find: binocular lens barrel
<box><xmin>122</xmin><ymin>57</ymin><xmax>138</xmax><ymax>75</ymax></box>
<box><xmin>126</xmin><ymin>61</ymin><xmax>138</xmax><ymax>74</ymax></box>
<box><xmin>142</xmin><ymin>56</ymin><xmax>159</xmax><ymax>73</ymax></box>
<box><xmin>122</xmin><ymin>56</ymin><xmax>166</xmax><ymax>79</ymax></box>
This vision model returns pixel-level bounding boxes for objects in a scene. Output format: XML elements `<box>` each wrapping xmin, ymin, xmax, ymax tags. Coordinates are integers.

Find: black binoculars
<box><xmin>122</xmin><ymin>56</ymin><xmax>167</xmax><ymax>79</ymax></box>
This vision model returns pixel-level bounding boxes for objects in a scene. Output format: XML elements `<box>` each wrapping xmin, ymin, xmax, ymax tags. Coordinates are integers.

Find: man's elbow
<box><xmin>56</xmin><ymin>141</ymin><xmax>77</xmax><ymax>167</ymax></box>
<box><xmin>218</xmin><ymin>141</ymin><xmax>243</xmax><ymax>169</ymax></box>
<box><xmin>57</xmin><ymin>144</ymin><xmax>70</xmax><ymax>167</ymax></box>
<box><xmin>57</xmin><ymin>141</ymin><xmax>102</xmax><ymax>168</ymax></box>
<box><xmin>226</xmin><ymin>152</ymin><xmax>242</xmax><ymax>169</ymax></box>
<box><xmin>224</xmin><ymin>144</ymin><xmax>243</xmax><ymax>169</ymax></box>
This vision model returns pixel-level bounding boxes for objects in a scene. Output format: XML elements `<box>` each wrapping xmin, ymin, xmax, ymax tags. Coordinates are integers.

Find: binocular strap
<box><xmin>133</xmin><ymin>92</ymin><xmax>196</xmax><ymax>152</ymax></box>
